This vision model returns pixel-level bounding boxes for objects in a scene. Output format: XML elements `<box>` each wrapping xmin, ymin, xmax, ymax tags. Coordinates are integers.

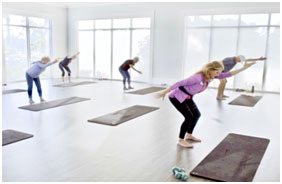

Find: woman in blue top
<box><xmin>26</xmin><ymin>56</ymin><xmax>60</xmax><ymax>104</ymax></box>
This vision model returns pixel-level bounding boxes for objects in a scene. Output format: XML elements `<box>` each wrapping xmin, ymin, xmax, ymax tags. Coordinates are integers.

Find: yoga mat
<box><xmin>53</xmin><ymin>81</ymin><xmax>96</xmax><ymax>87</ymax></box>
<box><xmin>190</xmin><ymin>133</ymin><xmax>269</xmax><ymax>182</ymax></box>
<box><xmin>3</xmin><ymin>129</ymin><xmax>34</xmax><ymax>146</ymax></box>
<box><xmin>3</xmin><ymin>89</ymin><xmax>27</xmax><ymax>95</ymax></box>
<box><xmin>228</xmin><ymin>95</ymin><xmax>262</xmax><ymax>107</ymax></box>
<box><xmin>126</xmin><ymin>87</ymin><xmax>166</xmax><ymax>95</ymax></box>
<box><xmin>88</xmin><ymin>105</ymin><xmax>159</xmax><ymax>126</ymax></box>
<box><xmin>19</xmin><ymin>96</ymin><xmax>90</xmax><ymax>111</ymax></box>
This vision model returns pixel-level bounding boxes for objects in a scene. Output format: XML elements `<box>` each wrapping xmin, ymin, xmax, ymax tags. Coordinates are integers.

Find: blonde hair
<box><xmin>41</xmin><ymin>56</ymin><xmax>51</xmax><ymax>64</ymax></box>
<box><xmin>197</xmin><ymin>61</ymin><xmax>224</xmax><ymax>81</ymax></box>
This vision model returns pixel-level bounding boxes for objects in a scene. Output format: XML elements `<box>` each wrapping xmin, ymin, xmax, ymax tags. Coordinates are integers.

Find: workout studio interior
<box><xmin>2</xmin><ymin>2</ymin><xmax>280</xmax><ymax>182</ymax></box>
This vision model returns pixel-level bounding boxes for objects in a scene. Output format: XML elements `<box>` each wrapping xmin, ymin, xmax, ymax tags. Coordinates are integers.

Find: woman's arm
<box><xmin>245</xmin><ymin>56</ymin><xmax>266</xmax><ymax>63</ymax></box>
<box><xmin>230</xmin><ymin>62</ymin><xmax>256</xmax><ymax>76</ymax></box>
<box><xmin>130</xmin><ymin>65</ymin><xmax>142</xmax><ymax>74</ymax></box>
<box><xmin>155</xmin><ymin>87</ymin><xmax>171</xmax><ymax>100</ymax></box>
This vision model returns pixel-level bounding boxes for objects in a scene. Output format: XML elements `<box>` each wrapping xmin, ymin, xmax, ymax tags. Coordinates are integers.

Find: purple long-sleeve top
<box><xmin>26</xmin><ymin>61</ymin><xmax>56</xmax><ymax>78</ymax></box>
<box><xmin>169</xmin><ymin>72</ymin><xmax>232</xmax><ymax>103</ymax></box>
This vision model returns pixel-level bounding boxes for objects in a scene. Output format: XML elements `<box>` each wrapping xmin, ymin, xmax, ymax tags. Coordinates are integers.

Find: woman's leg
<box><xmin>119</xmin><ymin>68</ymin><xmax>127</xmax><ymax>89</ymax></box>
<box><xmin>217</xmin><ymin>78</ymin><xmax>227</xmax><ymax>100</ymax></box>
<box><xmin>59</xmin><ymin>63</ymin><xmax>65</xmax><ymax>82</ymax></box>
<box><xmin>184</xmin><ymin>99</ymin><xmax>201</xmax><ymax>142</ymax></box>
<box><xmin>169</xmin><ymin>97</ymin><xmax>198</xmax><ymax>148</ymax></box>
<box><xmin>33</xmin><ymin>77</ymin><xmax>44</xmax><ymax>102</ymax></box>
<box><xmin>26</xmin><ymin>73</ymin><xmax>34</xmax><ymax>104</ymax></box>
<box><xmin>63</xmin><ymin>65</ymin><xmax>71</xmax><ymax>82</ymax></box>
<box><xmin>124</xmin><ymin>70</ymin><xmax>132</xmax><ymax>89</ymax></box>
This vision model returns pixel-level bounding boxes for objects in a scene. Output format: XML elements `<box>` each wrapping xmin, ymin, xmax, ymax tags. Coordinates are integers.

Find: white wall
<box><xmin>3</xmin><ymin>2</ymin><xmax>68</xmax><ymax>79</ymax></box>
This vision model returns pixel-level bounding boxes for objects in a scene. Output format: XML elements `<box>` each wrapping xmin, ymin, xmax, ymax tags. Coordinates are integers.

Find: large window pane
<box><xmin>30</xmin><ymin>28</ymin><xmax>50</xmax><ymax>78</ymax></box>
<box><xmin>184</xmin><ymin>28</ymin><xmax>210</xmax><ymax>77</ymax></box>
<box><xmin>95</xmin><ymin>19</ymin><xmax>111</xmax><ymax>29</ymax></box>
<box><xmin>78</xmin><ymin>20</ymin><xmax>94</xmax><ymax>29</ymax></box>
<box><xmin>131</xmin><ymin>30</ymin><xmax>151</xmax><ymax>82</ymax></box>
<box><xmin>264</xmin><ymin>27</ymin><xmax>280</xmax><ymax>92</ymax></box>
<box><xmin>132</xmin><ymin>18</ymin><xmax>151</xmax><ymax>28</ymax></box>
<box><xmin>235</xmin><ymin>27</ymin><xmax>268</xmax><ymax>90</ymax></box>
<box><xmin>79</xmin><ymin>31</ymin><xmax>93</xmax><ymax>77</ymax></box>
<box><xmin>113</xmin><ymin>18</ymin><xmax>130</xmax><ymax>29</ymax></box>
<box><xmin>9</xmin><ymin>15</ymin><xmax>26</xmax><ymax>26</ymax></box>
<box><xmin>213</xmin><ymin>15</ymin><xmax>239</xmax><ymax>26</ymax></box>
<box><xmin>112</xmin><ymin>30</ymin><xmax>130</xmax><ymax>79</ymax></box>
<box><xmin>271</xmin><ymin>13</ymin><xmax>280</xmax><ymax>25</ymax></box>
<box><xmin>29</xmin><ymin>17</ymin><xmax>49</xmax><ymax>27</ymax></box>
<box><xmin>3</xmin><ymin>26</ymin><xmax>28</xmax><ymax>81</ymax></box>
<box><xmin>95</xmin><ymin>30</ymin><xmax>111</xmax><ymax>78</ymax></box>
<box><xmin>209</xmin><ymin>28</ymin><xmax>238</xmax><ymax>88</ymax></box>
<box><xmin>186</xmin><ymin>16</ymin><xmax>211</xmax><ymax>27</ymax></box>
<box><xmin>241</xmin><ymin>14</ymin><xmax>269</xmax><ymax>26</ymax></box>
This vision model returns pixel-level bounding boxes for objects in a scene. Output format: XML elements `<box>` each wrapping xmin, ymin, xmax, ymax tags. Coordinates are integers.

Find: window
<box><xmin>2</xmin><ymin>15</ymin><xmax>51</xmax><ymax>82</ymax></box>
<box><xmin>184</xmin><ymin>13</ymin><xmax>280</xmax><ymax>92</ymax></box>
<box><xmin>78</xmin><ymin>17</ymin><xmax>152</xmax><ymax>82</ymax></box>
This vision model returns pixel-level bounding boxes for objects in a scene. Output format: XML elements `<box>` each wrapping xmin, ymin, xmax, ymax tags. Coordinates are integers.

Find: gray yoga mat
<box><xmin>3</xmin><ymin>89</ymin><xmax>27</xmax><ymax>95</ymax></box>
<box><xmin>3</xmin><ymin>129</ymin><xmax>34</xmax><ymax>146</ymax></box>
<box><xmin>88</xmin><ymin>105</ymin><xmax>159</xmax><ymax>126</ymax></box>
<box><xmin>229</xmin><ymin>95</ymin><xmax>262</xmax><ymax>107</ymax></box>
<box><xmin>19</xmin><ymin>96</ymin><xmax>90</xmax><ymax>111</ymax></box>
<box><xmin>190</xmin><ymin>133</ymin><xmax>269</xmax><ymax>182</ymax></box>
<box><xmin>53</xmin><ymin>81</ymin><xmax>96</xmax><ymax>87</ymax></box>
<box><xmin>126</xmin><ymin>87</ymin><xmax>166</xmax><ymax>95</ymax></box>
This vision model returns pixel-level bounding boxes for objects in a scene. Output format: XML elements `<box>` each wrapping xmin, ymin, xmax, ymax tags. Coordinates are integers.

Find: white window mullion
<box><xmin>26</xmin><ymin>17</ymin><xmax>31</xmax><ymax>68</ymax></box>
<box><xmin>261</xmin><ymin>13</ymin><xmax>272</xmax><ymax>91</ymax></box>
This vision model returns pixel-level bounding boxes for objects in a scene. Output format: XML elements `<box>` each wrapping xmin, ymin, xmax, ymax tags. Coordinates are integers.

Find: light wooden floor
<box><xmin>2</xmin><ymin>79</ymin><xmax>280</xmax><ymax>182</ymax></box>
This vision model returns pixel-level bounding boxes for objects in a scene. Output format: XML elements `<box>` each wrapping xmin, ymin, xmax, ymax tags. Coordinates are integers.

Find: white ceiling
<box><xmin>36</xmin><ymin>2</ymin><xmax>123</xmax><ymax>8</ymax></box>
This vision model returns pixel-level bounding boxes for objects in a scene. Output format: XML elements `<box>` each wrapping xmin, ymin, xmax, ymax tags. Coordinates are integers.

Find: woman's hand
<box><xmin>155</xmin><ymin>87</ymin><xmax>171</xmax><ymax>100</ymax></box>
<box><xmin>155</xmin><ymin>92</ymin><xmax>166</xmax><ymax>100</ymax></box>
<box><xmin>258</xmin><ymin>56</ymin><xmax>266</xmax><ymax>60</ymax></box>
<box><xmin>54</xmin><ymin>58</ymin><xmax>61</xmax><ymax>63</ymax></box>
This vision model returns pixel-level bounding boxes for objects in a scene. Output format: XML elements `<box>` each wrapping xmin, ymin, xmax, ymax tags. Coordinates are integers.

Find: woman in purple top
<box><xmin>26</xmin><ymin>56</ymin><xmax>60</xmax><ymax>104</ymax></box>
<box><xmin>217</xmin><ymin>55</ymin><xmax>266</xmax><ymax>100</ymax></box>
<box><xmin>59</xmin><ymin>52</ymin><xmax>80</xmax><ymax>83</ymax></box>
<box><xmin>156</xmin><ymin>61</ymin><xmax>255</xmax><ymax>148</ymax></box>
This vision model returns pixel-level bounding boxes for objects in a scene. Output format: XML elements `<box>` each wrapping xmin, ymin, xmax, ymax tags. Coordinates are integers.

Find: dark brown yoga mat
<box><xmin>190</xmin><ymin>133</ymin><xmax>269</xmax><ymax>182</ymax></box>
<box><xmin>88</xmin><ymin>105</ymin><xmax>159</xmax><ymax>126</ymax></box>
<box><xmin>3</xmin><ymin>89</ymin><xmax>27</xmax><ymax>95</ymax></box>
<box><xmin>19</xmin><ymin>96</ymin><xmax>90</xmax><ymax>111</ymax></box>
<box><xmin>53</xmin><ymin>81</ymin><xmax>96</xmax><ymax>87</ymax></box>
<box><xmin>126</xmin><ymin>87</ymin><xmax>166</xmax><ymax>95</ymax></box>
<box><xmin>3</xmin><ymin>129</ymin><xmax>34</xmax><ymax>146</ymax></box>
<box><xmin>228</xmin><ymin>94</ymin><xmax>262</xmax><ymax>107</ymax></box>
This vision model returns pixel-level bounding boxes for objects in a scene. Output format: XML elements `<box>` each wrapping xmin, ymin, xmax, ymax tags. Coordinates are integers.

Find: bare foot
<box><xmin>216</xmin><ymin>96</ymin><xmax>226</xmax><ymax>100</ymax></box>
<box><xmin>178</xmin><ymin>139</ymin><xmax>193</xmax><ymax>148</ymax></box>
<box><xmin>185</xmin><ymin>135</ymin><xmax>201</xmax><ymax>142</ymax></box>
<box><xmin>223</xmin><ymin>95</ymin><xmax>229</xmax><ymax>98</ymax></box>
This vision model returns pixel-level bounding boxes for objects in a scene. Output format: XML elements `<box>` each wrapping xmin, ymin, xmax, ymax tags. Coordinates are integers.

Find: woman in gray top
<box><xmin>217</xmin><ymin>55</ymin><xmax>266</xmax><ymax>100</ymax></box>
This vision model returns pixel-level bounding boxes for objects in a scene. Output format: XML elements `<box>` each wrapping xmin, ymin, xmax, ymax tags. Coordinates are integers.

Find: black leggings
<box><xmin>169</xmin><ymin>97</ymin><xmax>201</xmax><ymax>139</ymax></box>
<box><xmin>59</xmin><ymin>63</ymin><xmax>71</xmax><ymax>77</ymax></box>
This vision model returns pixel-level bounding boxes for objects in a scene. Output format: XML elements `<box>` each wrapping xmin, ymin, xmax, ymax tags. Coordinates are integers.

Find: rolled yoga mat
<box><xmin>190</xmin><ymin>133</ymin><xmax>269</xmax><ymax>182</ymax></box>
<box><xmin>19</xmin><ymin>96</ymin><xmax>90</xmax><ymax>111</ymax></box>
<box><xmin>53</xmin><ymin>81</ymin><xmax>96</xmax><ymax>87</ymax></box>
<box><xmin>3</xmin><ymin>89</ymin><xmax>27</xmax><ymax>95</ymax></box>
<box><xmin>88</xmin><ymin>105</ymin><xmax>159</xmax><ymax>126</ymax></box>
<box><xmin>3</xmin><ymin>129</ymin><xmax>34</xmax><ymax>146</ymax></box>
<box><xmin>228</xmin><ymin>94</ymin><xmax>262</xmax><ymax>107</ymax></box>
<box><xmin>126</xmin><ymin>87</ymin><xmax>166</xmax><ymax>95</ymax></box>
